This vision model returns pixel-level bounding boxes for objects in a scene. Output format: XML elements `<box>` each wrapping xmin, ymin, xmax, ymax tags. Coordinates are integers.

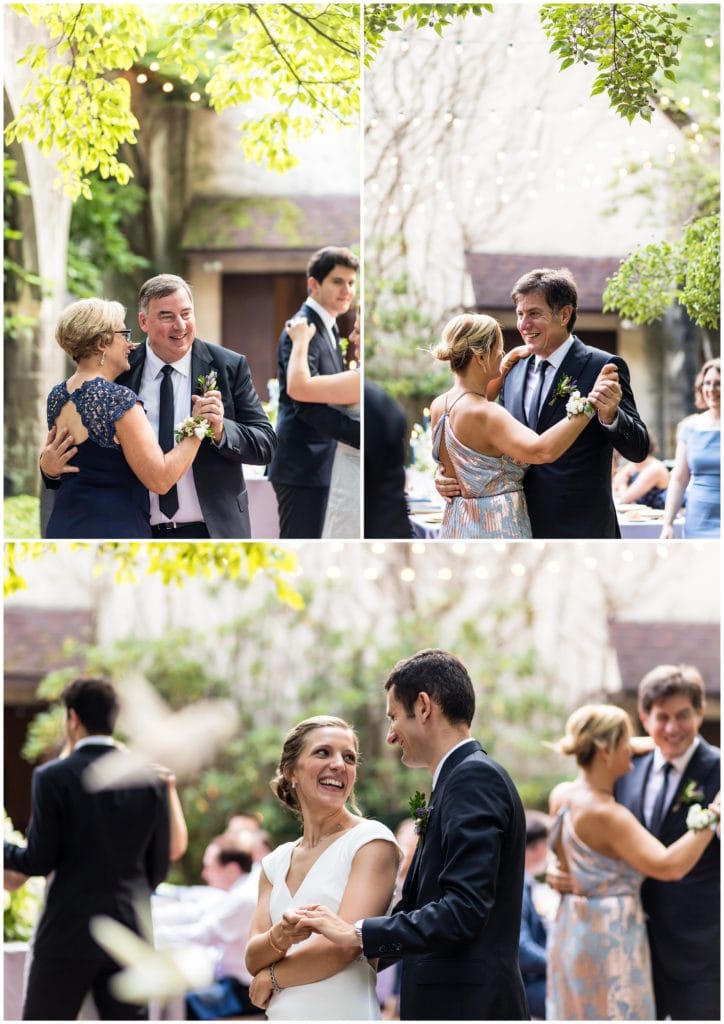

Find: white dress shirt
<box><xmin>431</xmin><ymin>737</ymin><xmax>477</xmax><ymax>792</ymax></box>
<box><xmin>643</xmin><ymin>737</ymin><xmax>700</xmax><ymax>828</ymax></box>
<box><xmin>137</xmin><ymin>342</ymin><xmax>204</xmax><ymax>525</ymax></box>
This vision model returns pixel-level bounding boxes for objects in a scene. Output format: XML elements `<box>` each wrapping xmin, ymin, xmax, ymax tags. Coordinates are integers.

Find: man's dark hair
<box><xmin>62</xmin><ymin>677</ymin><xmax>120</xmax><ymax>735</ymax></box>
<box><xmin>511</xmin><ymin>267</ymin><xmax>579</xmax><ymax>334</ymax></box>
<box><xmin>524</xmin><ymin>810</ymin><xmax>550</xmax><ymax>847</ymax></box>
<box><xmin>306</xmin><ymin>246</ymin><xmax>359</xmax><ymax>285</ymax></box>
<box><xmin>210</xmin><ymin>835</ymin><xmax>253</xmax><ymax>875</ymax></box>
<box><xmin>385</xmin><ymin>649</ymin><xmax>475</xmax><ymax>726</ymax></box>
<box><xmin>638</xmin><ymin>664</ymin><xmax>705</xmax><ymax>714</ymax></box>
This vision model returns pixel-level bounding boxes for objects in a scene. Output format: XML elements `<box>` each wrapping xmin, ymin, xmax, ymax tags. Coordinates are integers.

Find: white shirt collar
<box><xmin>432</xmin><ymin>737</ymin><xmax>476</xmax><ymax>791</ymax></box>
<box><xmin>305</xmin><ymin>296</ymin><xmax>337</xmax><ymax>334</ymax></box>
<box><xmin>75</xmin><ymin>735</ymin><xmax>117</xmax><ymax>750</ymax></box>
<box><xmin>653</xmin><ymin>736</ymin><xmax>700</xmax><ymax>774</ymax></box>
<box><xmin>144</xmin><ymin>339</ymin><xmax>193</xmax><ymax>378</ymax></box>
<box><xmin>536</xmin><ymin>335</ymin><xmax>575</xmax><ymax>372</ymax></box>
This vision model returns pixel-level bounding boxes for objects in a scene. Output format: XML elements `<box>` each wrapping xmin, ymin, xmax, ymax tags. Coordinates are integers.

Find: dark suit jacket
<box><xmin>267</xmin><ymin>303</ymin><xmax>360</xmax><ymax>489</ymax></box>
<box><xmin>117</xmin><ymin>338</ymin><xmax>276</xmax><ymax>537</ymax></box>
<box><xmin>364</xmin><ymin>381</ymin><xmax>412</xmax><ymax>538</ymax></box>
<box><xmin>500</xmin><ymin>337</ymin><xmax>649</xmax><ymax>537</ymax></box>
<box><xmin>614</xmin><ymin>740</ymin><xmax>720</xmax><ymax>983</ymax></box>
<box><xmin>363</xmin><ymin>741</ymin><xmax>529</xmax><ymax>1020</ymax></box>
<box><xmin>4</xmin><ymin>744</ymin><xmax>170</xmax><ymax>960</ymax></box>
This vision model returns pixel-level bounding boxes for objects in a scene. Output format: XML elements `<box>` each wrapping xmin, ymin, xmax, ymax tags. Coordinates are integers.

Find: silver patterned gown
<box><xmin>431</xmin><ymin>411</ymin><xmax>532</xmax><ymax>538</ymax></box>
<box><xmin>546</xmin><ymin>807</ymin><xmax>655</xmax><ymax>1021</ymax></box>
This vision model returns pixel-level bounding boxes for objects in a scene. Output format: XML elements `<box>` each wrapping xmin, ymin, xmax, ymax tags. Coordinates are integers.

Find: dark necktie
<box><xmin>331</xmin><ymin>323</ymin><xmax>341</xmax><ymax>348</ymax></box>
<box><xmin>531</xmin><ymin>359</ymin><xmax>550</xmax><ymax>427</ymax></box>
<box><xmin>649</xmin><ymin>761</ymin><xmax>673</xmax><ymax>833</ymax></box>
<box><xmin>158</xmin><ymin>364</ymin><xmax>179</xmax><ymax>519</ymax></box>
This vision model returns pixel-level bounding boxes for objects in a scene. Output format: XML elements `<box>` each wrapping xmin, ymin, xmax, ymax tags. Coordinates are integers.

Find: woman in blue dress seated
<box><xmin>44</xmin><ymin>298</ymin><xmax>203</xmax><ymax>538</ymax></box>
<box><xmin>661</xmin><ymin>358</ymin><xmax>720</xmax><ymax>539</ymax></box>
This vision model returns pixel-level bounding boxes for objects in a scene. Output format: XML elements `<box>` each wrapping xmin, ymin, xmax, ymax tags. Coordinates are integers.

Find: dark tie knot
<box><xmin>161</xmin><ymin>364</ymin><xmax>174</xmax><ymax>379</ymax></box>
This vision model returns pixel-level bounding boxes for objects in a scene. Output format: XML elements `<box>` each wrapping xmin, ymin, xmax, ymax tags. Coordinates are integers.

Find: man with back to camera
<box><xmin>298</xmin><ymin>648</ymin><xmax>530</xmax><ymax>1020</ymax></box>
<box><xmin>437</xmin><ymin>266</ymin><xmax>649</xmax><ymax>537</ymax></box>
<box><xmin>40</xmin><ymin>273</ymin><xmax>277</xmax><ymax>538</ymax></box>
<box><xmin>614</xmin><ymin>664</ymin><xmax>720</xmax><ymax>1020</ymax></box>
<box><xmin>267</xmin><ymin>246</ymin><xmax>361</xmax><ymax>538</ymax></box>
<box><xmin>4</xmin><ymin>677</ymin><xmax>170</xmax><ymax>1020</ymax></box>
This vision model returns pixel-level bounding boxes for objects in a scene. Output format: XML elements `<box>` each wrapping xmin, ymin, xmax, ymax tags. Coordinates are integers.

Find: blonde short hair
<box><xmin>432</xmin><ymin>313</ymin><xmax>503</xmax><ymax>372</ymax></box>
<box><xmin>553</xmin><ymin>704</ymin><xmax>632</xmax><ymax>766</ymax></box>
<box><xmin>55</xmin><ymin>298</ymin><xmax>125</xmax><ymax>363</ymax></box>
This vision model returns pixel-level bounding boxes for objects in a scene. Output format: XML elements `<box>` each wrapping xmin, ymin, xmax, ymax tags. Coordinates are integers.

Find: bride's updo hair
<box><xmin>432</xmin><ymin>313</ymin><xmax>503</xmax><ymax>372</ymax></box>
<box><xmin>270</xmin><ymin>716</ymin><xmax>361</xmax><ymax>818</ymax></box>
<box><xmin>553</xmin><ymin>704</ymin><xmax>632</xmax><ymax>766</ymax></box>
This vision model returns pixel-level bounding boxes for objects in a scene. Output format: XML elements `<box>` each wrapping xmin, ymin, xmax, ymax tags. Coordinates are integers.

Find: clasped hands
<box><xmin>248</xmin><ymin>906</ymin><xmax>358</xmax><ymax>1010</ymax></box>
<box><xmin>190</xmin><ymin>388</ymin><xmax>224</xmax><ymax>443</ymax></box>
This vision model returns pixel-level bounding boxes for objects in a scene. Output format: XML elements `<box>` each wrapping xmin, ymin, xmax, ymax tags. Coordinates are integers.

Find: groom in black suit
<box><xmin>40</xmin><ymin>273</ymin><xmax>277</xmax><ymax>538</ymax></box>
<box><xmin>4</xmin><ymin>678</ymin><xmax>170</xmax><ymax>1020</ymax></box>
<box><xmin>438</xmin><ymin>267</ymin><xmax>649</xmax><ymax>537</ymax></box>
<box><xmin>268</xmin><ymin>246</ymin><xmax>360</xmax><ymax>538</ymax></box>
<box><xmin>304</xmin><ymin>649</ymin><xmax>529</xmax><ymax>1020</ymax></box>
<box><xmin>615</xmin><ymin>664</ymin><xmax>720</xmax><ymax>1021</ymax></box>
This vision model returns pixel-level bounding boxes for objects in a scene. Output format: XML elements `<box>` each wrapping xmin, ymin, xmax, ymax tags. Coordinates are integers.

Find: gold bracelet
<box><xmin>268</xmin><ymin>927</ymin><xmax>287</xmax><ymax>956</ymax></box>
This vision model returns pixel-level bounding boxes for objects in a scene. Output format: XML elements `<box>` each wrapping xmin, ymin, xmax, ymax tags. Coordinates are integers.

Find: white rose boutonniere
<box><xmin>686</xmin><ymin>803</ymin><xmax>719</xmax><ymax>832</ymax></box>
<box><xmin>174</xmin><ymin>416</ymin><xmax>213</xmax><ymax>443</ymax></box>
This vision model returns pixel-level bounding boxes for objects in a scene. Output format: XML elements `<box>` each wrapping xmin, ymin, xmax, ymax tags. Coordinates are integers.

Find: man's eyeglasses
<box><xmin>114</xmin><ymin>330</ymin><xmax>133</xmax><ymax>341</ymax></box>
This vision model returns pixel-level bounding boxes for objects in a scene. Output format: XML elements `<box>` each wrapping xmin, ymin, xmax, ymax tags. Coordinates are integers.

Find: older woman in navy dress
<box><xmin>44</xmin><ymin>298</ymin><xmax>202</xmax><ymax>538</ymax></box>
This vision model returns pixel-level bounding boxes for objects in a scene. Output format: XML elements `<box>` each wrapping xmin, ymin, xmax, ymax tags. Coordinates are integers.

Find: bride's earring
<box><xmin>99</xmin><ymin>350</ymin><xmax>106</xmax><ymax>367</ymax></box>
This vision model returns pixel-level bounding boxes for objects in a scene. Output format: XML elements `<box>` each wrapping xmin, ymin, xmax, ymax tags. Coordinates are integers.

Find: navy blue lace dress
<box><xmin>45</xmin><ymin>378</ymin><xmax>151</xmax><ymax>538</ymax></box>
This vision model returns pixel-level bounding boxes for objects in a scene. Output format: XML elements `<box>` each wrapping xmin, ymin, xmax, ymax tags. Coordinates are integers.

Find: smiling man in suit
<box><xmin>267</xmin><ymin>246</ymin><xmax>360</xmax><ymax>538</ymax></box>
<box><xmin>614</xmin><ymin>664</ymin><xmax>720</xmax><ymax>1021</ymax></box>
<box><xmin>4</xmin><ymin>678</ymin><xmax>170</xmax><ymax>1021</ymax></box>
<box><xmin>300</xmin><ymin>649</ymin><xmax>529</xmax><ymax>1021</ymax></box>
<box><xmin>437</xmin><ymin>267</ymin><xmax>649</xmax><ymax>537</ymax></box>
<box><xmin>40</xmin><ymin>273</ymin><xmax>277</xmax><ymax>539</ymax></box>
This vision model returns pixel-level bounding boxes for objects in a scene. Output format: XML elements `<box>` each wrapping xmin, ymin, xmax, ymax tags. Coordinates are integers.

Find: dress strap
<box><xmin>446</xmin><ymin>389</ymin><xmax>485</xmax><ymax>415</ymax></box>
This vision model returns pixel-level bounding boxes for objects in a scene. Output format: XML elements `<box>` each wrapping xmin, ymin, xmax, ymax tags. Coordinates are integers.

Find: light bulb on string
<box><xmin>438</xmin><ymin>567</ymin><xmax>453</xmax><ymax>580</ymax></box>
<box><xmin>400</xmin><ymin>568</ymin><xmax>416</xmax><ymax>582</ymax></box>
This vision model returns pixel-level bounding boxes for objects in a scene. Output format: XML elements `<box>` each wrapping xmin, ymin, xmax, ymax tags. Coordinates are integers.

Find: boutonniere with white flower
<box><xmin>672</xmin><ymin>779</ymin><xmax>706</xmax><ymax>813</ymax></box>
<box><xmin>409</xmin><ymin>790</ymin><xmax>430</xmax><ymax>843</ymax></box>
<box><xmin>174</xmin><ymin>371</ymin><xmax>218</xmax><ymax>442</ymax></box>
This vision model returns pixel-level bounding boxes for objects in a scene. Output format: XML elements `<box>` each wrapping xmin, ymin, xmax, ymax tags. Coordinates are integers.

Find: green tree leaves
<box><xmin>6</xmin><ymin>3</ymin><xmax>360</xmax><ymax>196</ymax></box>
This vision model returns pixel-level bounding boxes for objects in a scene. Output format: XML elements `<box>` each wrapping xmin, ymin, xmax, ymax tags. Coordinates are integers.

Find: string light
<box><xmin>474</xmin><ymin>566</ymin><xmax>489</xmax><ymax>579</ymax></box>
<box><xmin>137</xmin><ymin>72</ymin><xmax>148</xmax><ymax>83</ymax></box>
<box><xmin>583</xmin><ymin>556</ymin><xmax>598</xmax><ymax>570</ymax></box>
<box><xmin>438</xmin><ymin>567</ymin><xmax>453</xmax><ymax>580</ymax></box>
<box><xmin>364</xmin><ymin>567</ymin><xmax>380</xmax><ymax>580</ymax></box>
<box><xmin>452</xmin><ymin>543</ymin><xmax>467</xmax><ymax>556</ymax></box>
<box><xmin>162</xmin><ymin>82</ymin><xmax>174</xmax><ymax>93</ymax></box>
<box><xmin>621</xmin><ymin>549</ymin><xmax>635</xmax><ymax>562</ymax></box>
<box><xmin>411</xmin><ymin>542</ymin><xmax>426</xmax><ymax>555</ymax></box>
<box><xmin>326</xmin><ymin>566</ymin><xmax>341</xmax><ymax>579</ymax></box>
<box><xmin>400</xmin><ymin>568</ymin><xmax>416</xmax><ymax>582</ymax></box>
<box><xmin>511</xmin><ymin>563</ymin><xmax>526</xmax><ymax>577</ymax></box>
<box><xmin>149</xmin><ymin>61</ymin><xmax>160</xmax><ymax>71</ymax></box>
<box><xmin>371</xmin><ymin>543</ymin><xmax>386</xmax><ymax>555</ymax></box>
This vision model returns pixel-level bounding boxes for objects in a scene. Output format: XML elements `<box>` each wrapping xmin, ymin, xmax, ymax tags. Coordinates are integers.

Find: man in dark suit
<box><xmin>4</xmin><ymin>678</ymin><xmax>170</xmax><ymax>1020</ymax></box>
<box><xmin>267</xmin><ymin>246</ymin><xmax>360</xmax><ymax>538</ymax></box>
<box><xmin>363</xmin><ymin>381</ymin><xmax>412</xmax><ymax>538</ymax></box>
<box><xmin>303</xmin><ymin>649</ymin><xmax>529</xmax><ymax>1021</ymax></box>
<box><xmin>437</xmin><ymin>267</ymin><xmax>649</xmax><ymax>537</ymax></box>
<box><xmin>40</xmin><ymin>273</ymin><xmax>276</xmax><ymax>538</ymax></box>
<box><xmin>614</xmin><ymin>664</ymin><xmax>720</xmax><ymax>1021</ymax></box>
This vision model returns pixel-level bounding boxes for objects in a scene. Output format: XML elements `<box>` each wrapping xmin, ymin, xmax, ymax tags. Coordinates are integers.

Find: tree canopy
<box><xmin>6</xmin><ymin>3</ymin><xmax>360</xmax><ymax>199</ymax></box>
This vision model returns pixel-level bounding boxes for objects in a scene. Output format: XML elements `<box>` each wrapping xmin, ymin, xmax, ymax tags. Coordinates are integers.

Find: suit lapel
<box><xmin>505</xmin><ymin>358</ymin><xmax>530</xmax><ymax>426</ymax></box>
<box><xmin>190</xmin><ymin>339</ymin><xmax>213</xmax><ymax>414</ymax></box>
<box><xmin>536</xmin><ymin>337</ymin><xmax>589</xmax><ymax>431</ymax></box>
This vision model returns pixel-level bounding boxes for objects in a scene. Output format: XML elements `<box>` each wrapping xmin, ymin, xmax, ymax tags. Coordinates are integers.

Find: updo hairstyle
<box><xmin>55</xmin><ymin>298</ymin><xmax>126</xmax><ymax>363</ymax></box>
<box><xmin>432</xmin><ymin>313</ymin><xmax>503</xmax><ymax>372</ymax></box>
<box><xmin>270</xmin><ymin>715</ymin><xmax>361</xmax><ymax>818</ymax></box>
<box><xmin>553</xmin><ymin>704</ymin><xmax>632</xmax><ymax>766</ymax></box>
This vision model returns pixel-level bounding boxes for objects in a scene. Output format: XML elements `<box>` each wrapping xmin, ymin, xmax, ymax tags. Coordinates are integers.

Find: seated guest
<box><xmin>153</xmin><ymin>835</ymin><xmax>258</xmax><ymax>1019</ymax></box>
<box><xmin>613</xmin><ymin>430</ymin><xmax>669</xmax><ymax>509</ymax></box>
<box><xmin>519</xmin><ymin>811</ymin><xmax>550</xmax><ymax>1020</ymax></box>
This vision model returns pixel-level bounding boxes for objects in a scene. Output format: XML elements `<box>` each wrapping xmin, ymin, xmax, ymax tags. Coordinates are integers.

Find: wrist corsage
<box><xmin>174</xmin><ymin>370</ymin><xmax>218</xmax><ymax>442</ymax></box>
<box><xmin>174</xmin><ymin>416</ymin><xmax>213</xmax><ymax>442</ymax></box>
<box><xmin>686</xmin><ymin>803</ymin><xmax>719</xmax><ymax>833</ymax></box>
<box><xmin>565</xmin><ymin>390</ymin><xmax>594</xmax><ymax>419</ymax></box>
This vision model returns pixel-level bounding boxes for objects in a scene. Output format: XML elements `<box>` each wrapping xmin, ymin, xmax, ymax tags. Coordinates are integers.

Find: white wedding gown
<box><xmin>262</xmin><ymin>818</ymin><xmax>397</xmax><ymax>1020</ymax></box>
<box><xmin>322</xmin><ymin>404</ymin><xmax>360</xmax><ymax>538</ymax></box>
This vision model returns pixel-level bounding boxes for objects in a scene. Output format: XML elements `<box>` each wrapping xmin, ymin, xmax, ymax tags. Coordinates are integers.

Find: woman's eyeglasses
<box><xmin>114</xmin><ymin>330</ymin><xmax>133</xmax><ymax>341</ymax></box>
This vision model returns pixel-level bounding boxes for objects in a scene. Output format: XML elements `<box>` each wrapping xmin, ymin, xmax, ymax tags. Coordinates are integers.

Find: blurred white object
<box><xmin>89</xmin><ymin>915</ymin><xmax>214</xmax><ymax>1004</ymax></box>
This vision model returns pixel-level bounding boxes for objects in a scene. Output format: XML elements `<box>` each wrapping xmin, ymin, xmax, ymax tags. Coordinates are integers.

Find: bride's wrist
<box><xmin>268</xmin><ymin>924</ymin><xmax>291</xmax><ymax>955</ymax></box>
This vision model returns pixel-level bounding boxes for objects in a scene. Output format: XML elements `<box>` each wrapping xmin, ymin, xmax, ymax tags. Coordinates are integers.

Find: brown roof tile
<box><xmin>610</xmin><ymin>621</ymin><xmax>720</xmax><ymax>697</ymax></box>
<box><xmin>5</xmin><ymin>607</ymin><xmax>93</xmax><ymax>679</ymax></box>
<box><xmin>465</xmin><ymin>252</ymin><xmax>623</xmax><ymax>311</ymax></box>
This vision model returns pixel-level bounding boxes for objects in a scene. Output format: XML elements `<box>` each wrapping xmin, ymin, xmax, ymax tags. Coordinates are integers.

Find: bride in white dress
<box><xmin>286</xmin><ymin>315</ymin><xmax>360</xmax><ymax>538</ymax></box>
<box><xmin>245</xmin><ymin>716</ymin><xmax>400</xmax><ymax>1020</ymax></box>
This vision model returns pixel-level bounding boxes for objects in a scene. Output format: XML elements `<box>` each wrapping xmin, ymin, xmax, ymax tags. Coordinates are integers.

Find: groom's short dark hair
<box><xmin>62</xmin><ymin>677</ymin><xmax>119</xmax><ymax>735</ymax></box>
<box><xmin>307</xmin><ymin>246</ymin><xmax>359</xmax><ymax>285</ymax></box>
<box><xmin>385</xmin><ymin>649</ymin><xmax>475</xmax><ymax>725</ymax></box>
